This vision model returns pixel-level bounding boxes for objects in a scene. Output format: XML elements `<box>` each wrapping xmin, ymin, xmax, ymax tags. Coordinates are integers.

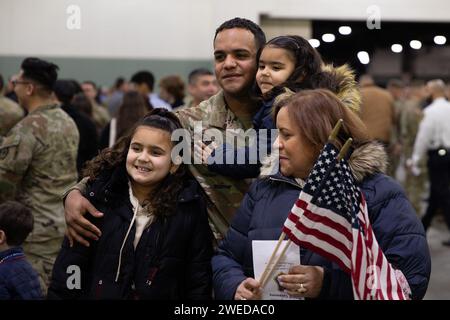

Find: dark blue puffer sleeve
<box><xmin>362</xmin><ymin>174</ymin><xmax>431</xmax><ymax>300</ymax></box>
<box><xmin>0</xmin><ymin>276</ymin><xmax>10</xmax><ymax>299</ymax></box>
<box><xmin>212</xmin><ymin>180</ymin><xmax>260</xmax><ymax>300</ymax></box>
<box><xmin>206</xmin><ymin>102</ymin><xmax>276</xmax><ymax>179</ymax></box>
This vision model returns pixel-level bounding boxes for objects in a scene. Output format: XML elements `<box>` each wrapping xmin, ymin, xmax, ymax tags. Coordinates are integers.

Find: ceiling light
<box><xmin>391</xmin><ymin>44</ymin><xmax>403</xmax><ymax>53</ymax></box>
<box><xmin>339</xmin><ymin>26</ymin><xmax>352</xmax><ymax>35</ymax></box>
<box><xmin>434</xmin><ymin>35</ymin><xmax>446</xmax><ymax>45</ymax></box>
<box><xmin>357</xmin><ymin>51</ymin><xmax>370</xmax><ymax>64</ymax></box>
<box><xmin>322</xmin><ymin>33</ymin><xmax>335</xmax><ymax>43</ymax></box>
<box><xmin>308</xmin><ymin>39</ymin><xmax>320</xmax><ymax>48</ymax></box>
<box><xmin>410</xmin><ymin>40</ymin><xmax>422</xmax><ymax>50</ymax></box>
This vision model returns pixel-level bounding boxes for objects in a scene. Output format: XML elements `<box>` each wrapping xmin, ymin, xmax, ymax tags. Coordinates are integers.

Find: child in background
<box><xmin>48</xmin><ymin>108</ymin><xmax>213</xmax><ymax>300</ymax></box>
<box><xmin>0</xmin><ymin>201</ymin><xmax>43</xmax><ymax>300</ymax></box>
<box><xmin>202</xmin><ymin>35</ymin><xmax>337</xmax><ymax>178</ymax></box>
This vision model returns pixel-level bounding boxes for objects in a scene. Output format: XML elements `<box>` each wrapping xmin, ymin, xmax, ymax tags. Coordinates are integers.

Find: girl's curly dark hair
<box><xmin>82</xmin><ymin>108</ymin><xmax>186</xmax><ymax>217</ymax></box>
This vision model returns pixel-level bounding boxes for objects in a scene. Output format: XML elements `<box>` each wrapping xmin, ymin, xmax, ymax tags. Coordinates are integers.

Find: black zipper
<box><xmin>268</xmin><ymin>176</ymin><xmax>303</xmax><ymax>189</ymax></box>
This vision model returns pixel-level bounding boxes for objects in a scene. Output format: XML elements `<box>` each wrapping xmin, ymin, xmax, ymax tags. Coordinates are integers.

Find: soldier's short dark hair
<box><xmin>0</xmin><ymin>73</ymin><xmax>4</xmax><ymax>91</ymax></box>
<box><xmin>21</xmin><ymin>57</ymin><xmax>59</xmax><ymax>92</ymax></box>
<box><xmin>131</xmin><ymin>71</ymin><xmax>155</xmax><ymax>91</ymax></box>
<box><xmin>188</xmin><ymin>68</ymin><xmax>213</xmax><ymax>85</ymax></box>
<box><xmin>214</xmin><ymin>18</ymin><xmax>266</xmax><ymax>56</ymax></box>
<box><xmin>0</xmin><ymin>201</ymin><xmax>34</xmax><ymax>246</ymax></box>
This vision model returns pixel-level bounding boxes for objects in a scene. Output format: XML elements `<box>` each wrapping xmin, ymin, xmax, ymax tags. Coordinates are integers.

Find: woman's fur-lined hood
<box><xmin>260</xmin><ymin>141</ymin><xmax>388</xmax><ymax>182</ymax></box>
<box><xmin>348</xmin><ymin>141</ymin><xmax>387</xmax><ymax>182</ymax></box>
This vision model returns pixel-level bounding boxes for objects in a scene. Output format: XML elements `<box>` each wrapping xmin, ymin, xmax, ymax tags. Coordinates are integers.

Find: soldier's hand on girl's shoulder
<box><xmin>65</xmin><ymin>189</ymin><xmax>103</xmax><ymax>247</ymax></box>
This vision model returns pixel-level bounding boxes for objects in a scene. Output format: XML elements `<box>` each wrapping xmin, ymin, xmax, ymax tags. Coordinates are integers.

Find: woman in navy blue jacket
<box><xmin>212</xmin><ymin>89</ymin><xmax>431</xmax><ymax>300</ymax></box>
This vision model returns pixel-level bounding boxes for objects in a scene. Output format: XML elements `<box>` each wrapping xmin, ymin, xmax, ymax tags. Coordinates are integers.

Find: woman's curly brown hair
<box><xmin>82</xmin><ymin>108</ymin><xmax>187</xmax><ymax>217</ymax></box>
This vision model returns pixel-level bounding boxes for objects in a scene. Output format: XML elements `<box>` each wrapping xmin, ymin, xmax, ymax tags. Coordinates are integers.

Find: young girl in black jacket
<box><xmin>48</xmin><ymin>109</ymin><xmax>213</xmax><ymax>300</ymax></box>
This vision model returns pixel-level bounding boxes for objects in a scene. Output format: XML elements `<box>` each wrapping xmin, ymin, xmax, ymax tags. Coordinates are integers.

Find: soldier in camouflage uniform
<box><xmin>401</xmin><ymin>84</ymin><xmax>426</xmax><ymax>215</ymax></box>
<box><xmin>387</xmin><ymin>80</ymin><xmax>406</xmax><ymax>179</ymax></box>
<box><xmin>0</xmin><ymin>74</ymin><xmax>24</xmax><ymax>136</ymax></box>
<box><xmin>62</xmin><ymin>18</ymin><xmax>266</xmax><ymax>244</ymax></box>
<box><xmin>0</xmin><ymin>58</ymin><xmax>79</xmax><ymax>292</ymax></box>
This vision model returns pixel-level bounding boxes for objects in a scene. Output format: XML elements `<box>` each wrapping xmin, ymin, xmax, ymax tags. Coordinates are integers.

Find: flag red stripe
<box><xmin>298</xmin><ymin>200</ymin><xmax>353</xmax><ymax>243</ymax></box>
<box><xmin>297</xmin><ymin>240</ymin><xmax>351</xmax><ymax>274</ymax></box>
<box><xmin>353</xmin><ymin>230</ymin><xmax>362</xmax><ymax>299</ymax></box>
<box><xmin>294</xmin><ymin>222</ymin><xmax>351</xmax><ymax>262</ymax></box>
<box><xmin>386</xmin><ymin>262</ymin><xmax>394</xmax><ymax>299</ymax></box>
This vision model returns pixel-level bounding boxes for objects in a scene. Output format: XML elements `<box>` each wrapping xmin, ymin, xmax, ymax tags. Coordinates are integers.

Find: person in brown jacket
<box><xmin>358</xmin><ymin>75</ymin><xmax>397</xmax><ymax>177</ymax></box>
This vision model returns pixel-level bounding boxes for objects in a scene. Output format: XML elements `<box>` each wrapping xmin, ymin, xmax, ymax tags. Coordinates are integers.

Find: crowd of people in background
<box><xmin>2</xmin><ymin>16</ymin><xmax>450</xmax><ymax>300</ymax></box>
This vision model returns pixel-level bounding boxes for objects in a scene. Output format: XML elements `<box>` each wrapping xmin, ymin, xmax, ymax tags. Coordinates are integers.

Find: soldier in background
<box><xmin>401</xmin><ymin>82</ymin><xmax>426</xmax><ymax>215</ymax></box>
<box><xmin>0</xmin><ymin>57</ymin><xmax>79</xmax><ymax>292</ymax></box>
<box><xmin>387</xmin><ymin>79</ymin><xmax>406</xmax><ymax>179</ymax></box>
<box><xmin>81</xmin><ymin>81</ymin><xmax>110</xmax><ymax>135</ymax></box>
<box><xmin>359</xmin><ymin>75</ymin><xmax>397</xmax><ymax>177</ymax></box>
<box><xmin>181</xmin><ymin>68</ymin><xmax>219</xmax><ymax>109</ymax></box>
<box><xmin>0</xmin><ymin>73</ymin><xmax>24</xmax><ymax>136</ymax></box>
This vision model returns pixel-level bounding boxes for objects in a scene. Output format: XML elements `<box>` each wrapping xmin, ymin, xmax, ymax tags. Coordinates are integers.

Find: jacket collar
<box><xmin>207</xmin><ymin>91</ymin><xmax>229</xmax><ymax>129</ymax></box>
<box><xmin>267</xmin><ymin>172</ymin><xmax>303</xmax><ymax>189</ymax></box>
<box><xmin>28</xmin><ymin>103</ymin><xmax>59</xmax><ymax>115</ymax></box>
<box><xmin>0</xmin><ymin>247</ymin><xmax>24</xmax><ymax>261</ymax></box>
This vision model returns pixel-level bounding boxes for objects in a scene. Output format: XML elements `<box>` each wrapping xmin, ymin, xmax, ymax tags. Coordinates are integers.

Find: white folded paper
<box><xmin>252</xmin><ymin>240</ymin><xmax>303</xmax><ymax>300</ymax></box>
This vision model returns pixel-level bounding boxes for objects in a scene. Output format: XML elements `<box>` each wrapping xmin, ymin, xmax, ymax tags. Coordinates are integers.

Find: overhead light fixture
<box><xmin>357</xmin><ymin>51</ymin><xmax>370</xmax><ymax>65</ymax></box>
<box><xmin>322</xmin><ymin>33</ymin><xmax>335</xmax><ymax>43</ymax></box>
<box><xmin>308</xmin><ymin>39</ymin><xmax>320</xmax><ymax>48</ymax></box>
<box><xmin>391</xmin><ymin>44</ymin><xmax>403</xmax><ymax>53</ymax></box>
<box><xmin>434</xmin><ymin>35</ymin><xmax>446</xmax><ymax>45</ymax></box>
<box><xmin>410</xmin><ymin>40</ymin><xmax>422</xmax><ymax>50</ymax></box>
<box><xmin>338</xmin><ymin>26</ymin><xmax>352</xmax><ymax>35</ymax></box>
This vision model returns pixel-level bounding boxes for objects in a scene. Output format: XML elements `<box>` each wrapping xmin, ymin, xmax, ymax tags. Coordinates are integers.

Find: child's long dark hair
<box><xmin>83</xmin><ymin>108</ymin><xmax>186</xmax><ymax>217</ymax></box>
<box><xmin>257</xmin><ymin>35</ymin><xmax>339</xmax><ymax>100</ymax></box>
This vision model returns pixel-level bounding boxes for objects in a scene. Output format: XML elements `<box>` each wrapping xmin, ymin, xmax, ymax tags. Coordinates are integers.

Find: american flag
<box><xmin>282</xmin><ymin>142</ymin><xmax>411</xmax><ymax>300</ymax></box>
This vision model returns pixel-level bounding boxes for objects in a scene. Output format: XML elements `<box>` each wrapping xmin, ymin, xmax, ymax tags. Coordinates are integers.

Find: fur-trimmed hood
<box><xmin>348</xmin><ymin>141</ymin><xmax>387</xmax><ymax>182</ymax></box>
<box><xmin>321</xmin><ymin>63</ymin><xmax>361</xmax><ymax>113</ymax></box>
<box><xmin>260</xmin><ymin>141</ymin><xmax>387</xmax><ymax>182</ymax></box>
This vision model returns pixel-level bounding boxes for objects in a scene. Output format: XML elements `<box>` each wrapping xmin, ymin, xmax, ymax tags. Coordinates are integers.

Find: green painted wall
<box><xmin>0</xmin><ymin>55</ymin><xmax>214</xmax><ymax>89</ymax></box>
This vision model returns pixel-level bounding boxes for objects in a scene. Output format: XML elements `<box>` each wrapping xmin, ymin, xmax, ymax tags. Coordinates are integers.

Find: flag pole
<box><xmin>329</xmin><ymin>119</ymin><xmax>343</xmax><ymax>141</ymax></box>
<box><xmin>260</xmin><ymin>239</ymin><xmax>292</xmax><ymax>288</ymax></box>
<box><xmin>258</xmin><ymin>232</ymin><xmax>286</xmax><ymax>287</ymax></box>
<box><xmin>258</xmin><ymin>118</ymin><xmax>345</xmax><ymax>289</ymax></box>
<box><xmin>337</xmin><ymin>138</ymin><xmax>353</xmax><ymax>160</ymax></box>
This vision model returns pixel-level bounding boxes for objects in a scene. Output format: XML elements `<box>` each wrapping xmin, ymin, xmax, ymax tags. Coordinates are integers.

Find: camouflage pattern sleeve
<box><xmin>62</xmin><ymin>176</ymin><xmax>89</xmax><ymax>201</ymax></box>
<box><xmin>0</xmin><ymin>127</ymin><xmax>36</xmax><ymax>202</ymax></box>
<box><xmin>0</xmin><ymin>97</ymin><xmax>24</xmax><ymax>136</ymax></box>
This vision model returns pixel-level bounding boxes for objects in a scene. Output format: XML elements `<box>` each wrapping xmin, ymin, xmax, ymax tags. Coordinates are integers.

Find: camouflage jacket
<box><xmin>0</xmin><ymin>103</ymin><xmax>79</xmax><ymax>243</ymax></box>
<box><xmin>175</xmin><ymin>91</ymin><xmax>255</xmax><ymax>239</ymax></box>
<box><xmin>0</xmin><ymin>96</ymin><xmax>24</xmax><ymax>136</ymax></box>
<box><xmin>92</xmin><ymin>102</ymin><xmax>110</xmax><ymax>134</ymax></box>
<box><xmin>400</xmin><ymin>100</ymin><xmax>424</xmax><ymax>159</ymax></box>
